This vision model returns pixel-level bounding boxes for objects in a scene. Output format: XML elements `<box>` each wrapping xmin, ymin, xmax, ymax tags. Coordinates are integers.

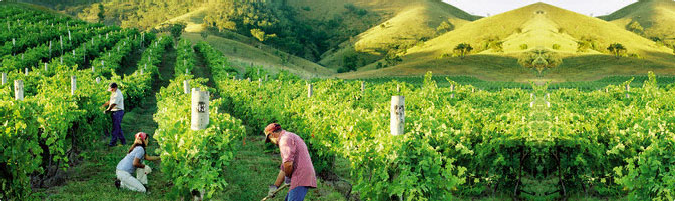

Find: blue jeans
<box><xmin>284</xmin><ymin>186</ymin><xmax>308</xmax><ymax>201</ymax></box>
<box><xmin>109</xmin><ymin>110</ymin><xmax>126</xmax><ymax>145</ymax></box>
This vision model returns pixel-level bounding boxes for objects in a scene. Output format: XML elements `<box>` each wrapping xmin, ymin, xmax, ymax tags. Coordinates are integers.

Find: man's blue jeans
<box><xmin>109</xmin><ymin>110</ymin><xmax>126</xmax><ymax>145</ymax></box>
<box><xmin>284</xmin><ymin>186</ymin><xmax>309</xmax><ymax>201</ymax></box>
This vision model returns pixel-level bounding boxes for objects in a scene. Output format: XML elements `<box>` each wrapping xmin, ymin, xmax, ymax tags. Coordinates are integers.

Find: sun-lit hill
<box><xmin>311</xmin><ymin>0</ymin><xmax>480</xmax><ymax>68</ymax></box>
<box><xmin>599</xmin><ymin>0</ymin><xmax>675</xmax><ymax>40</ymax></box>
<box><xmin>407</xmin><ymin>2</ymin><xmax>672</xmax><ymax>58</ymax></box>
<box><xmin>182</xmin><ymin>32</ymin><xmax>335</xmax><ymax>79</ymax></box>
<box><xmin>337</xmin><ymin>3</ymin><xmax>674</xmax><ymax>81</ymax></box>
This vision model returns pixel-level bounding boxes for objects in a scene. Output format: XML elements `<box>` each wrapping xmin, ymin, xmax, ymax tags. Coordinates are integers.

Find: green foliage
<box><xmin>481</xmin><ymin>36</ymin><xmax>503</xmax><ymax>52</ymax></box>
<box><xmin>342</xmin><ymin>53</ymin><xmax>358</xmax><ymax>72</ymax></box>
<box><xmin>576</xmin><ymin>36</ymin><xmax>599</xmax><ymax>52</ymax></box>
<box><xmin>518</xmin><ymin>49</ymin><xmax>562</xmax><ymax>69</ymax></box>
<box><xmin>97</xmin><ymin>4</ymin><xmax>104</xmax><ymax>23</ymax></box>
<box><xmin>170</xmin><ymin>22</ymin><xmax>187</xmax><ymax>39</ymax></box>
<box><xmin>607</xmin><ymin>43</ymin><xmax>627</xmax><ymax>59</ymax></box>
<box><xmin>626</xmin><ymin>20</ymin><xmax>644</xmax><ymax>35</ymax></box>
<box><xmin>519</xmin><ymin>44</ymin><xmax>528</xmax><ymax>50</ymax></box>
<box><xmin>436</xmin><ymin>19</ymin><xmax>455</xmax><ymax>36</ymax></box>
<box><xmin>250</xmin><ymin>28</ymin><xmax>276</xmax><ymax>42</ymax></box>
<box><xmin>154</xmin><ymin>75</ymin><xmax>245</xmax><ymax>200</ymax></box>
<box><xmin>552</xmin><ymin>44</ymin><xmax>561</xmax><ymax>50</ymax></box>
<box><xmin>454</xmin><ymin>43</ymin><xmax>473</xmax><ymax>58</ymax></box>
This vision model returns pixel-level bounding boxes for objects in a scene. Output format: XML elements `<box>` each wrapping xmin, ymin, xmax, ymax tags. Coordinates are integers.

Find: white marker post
<box><xmin>71</xmin><ymin>76</ymin><xmax>77</xmax><ymax>95</ymax></box>
<box><xmin>184</xmin><ymin>80</ymin><xmax>190</xmax><ymax>94</ymax></box>
<box><xmin>191</xmin><ymin>88</ymin><xmax>209</xmax><ymax>131</ymax></box>
<box><xmin>625</xmin><ymin>84</ymin><xmax>630</xmax><ymax>98</ymax></box>
<box><xmin>361</xmin><ymin>81</ymin><xmax>365</xmax><ymax>93</ymax></box>
<box><xmin>307</xmin><ymin>83</ymin><xmax>313</xmax><ymax>97</ymax></box>
<box><xmin>2</xmin><ymin>73</ymin><xmax>6</xmax><ymax>85</ymax></box>
<box><xmin>258</xmin><ymin>78</ymin><xmax>262</xmax><ymax>88</ymax></box>
<box><xmin>44</xmin><ymin>63</ymin><xmax>48</xmax><ymax>71</ymax></box>
<box><xmin>396</xmin><ymin>84</ymin><xmax>400</xmax><ymax>93</ymax></box>
<box><xmin>450</xmin><ymin>84</ymin><xmax>455</xmax><ymax>99</ymax></box>
<box><xmin>390</xmin><ymin>96</ymin><xmax>405</xmax><ymax>135</ymax></box>
<box><xmin>96</xmin><ymin>77</ymin><xmax>101</xmax><ymax>84</ymax></box>
<box><xmin>14</xmin><ymin>80</ymin><xmax>24</xmax><ymax>101</ymax></box>
<box><xmin>25</xmin><ymin>68</ymin><xmax>28</xmax><ymax>76</ymax></box>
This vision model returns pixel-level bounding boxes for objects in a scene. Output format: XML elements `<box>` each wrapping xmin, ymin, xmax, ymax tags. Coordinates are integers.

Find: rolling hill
<box><xmin>338</xmin><ymin>2</ymin><xmax>674</xmax><ymax>81</ymax></box>
<box><xmin>599</xmin><ymin>0</ymin><xmax>675</xmax><ymax>40</ymax></box>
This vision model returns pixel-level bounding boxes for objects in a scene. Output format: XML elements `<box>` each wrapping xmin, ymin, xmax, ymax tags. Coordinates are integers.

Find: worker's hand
<box><xmin>267</xmin><ymin>185</ymin><xmax>278</xmax><ymax>197</ymax></box>
<box><xmin>284</xmin><ymin>176</ymin><xmax>291</xmax><ymax>185</ymax></box>
<box><xmin>144</xmin><ymin>165</ymin><xmax>152</xmax><ymax>174</ymax></box>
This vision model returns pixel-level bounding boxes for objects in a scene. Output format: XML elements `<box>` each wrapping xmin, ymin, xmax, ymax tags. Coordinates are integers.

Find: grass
<box><xmin>599</xmin><ymin>0</ymin><xmax>675</xmax><ymax>39</ymax></box>
<box><xmin>181</xmin><ymin>32</ymin><xmax>335</xmax><ymax>79</ymax></box>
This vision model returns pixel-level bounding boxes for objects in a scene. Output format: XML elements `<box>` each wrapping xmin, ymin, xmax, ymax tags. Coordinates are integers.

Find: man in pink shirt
<box><xmin>265</xmin><ymin>123</ymin><xmax>317</xmax><ymax>201</ymax></box>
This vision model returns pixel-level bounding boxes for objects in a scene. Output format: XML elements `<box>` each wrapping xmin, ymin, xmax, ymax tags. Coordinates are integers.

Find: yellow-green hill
<box><xmin>600</xmin><ymin>0</ymin><xmax>675</xmax><ymax>40</ymax></box>
<box><xmin>338</xmin><ymin>3</ymin><xmax>674</xmax><ymax>81</ymax></box>
<box><xmin>308</xmin><ymin>0</ymin><xmax>480</xmax><ymax>69</ymax></box>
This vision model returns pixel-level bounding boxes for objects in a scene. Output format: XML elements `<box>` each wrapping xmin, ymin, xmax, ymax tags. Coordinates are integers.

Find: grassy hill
<box><xmin>313</xmin><ymin>0</ymin><xmax>481</xmax><ymax>69</ymax></box>
<box><xmin>338</xmin><ymin>3</ymin><xmax>674</xmax><ymax>81</ymax></box>
<box><xmin>599</xmin><ymin>0</ymin><xmax>675</xmax><ymax>41</ymax></box>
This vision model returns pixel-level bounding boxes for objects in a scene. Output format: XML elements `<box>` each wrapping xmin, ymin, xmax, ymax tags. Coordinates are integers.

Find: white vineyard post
<box><xmin>390</xmin><ymin>96</ymin><xmax>405</xmax><ymax>135</ymax></box>
<box><xmin>184</xmin><ymin>80</ymin><xmax>190</xmax><ymax>94</ymax></box>
<box><xmin>1</xmin><ymin>72</ymin><xmax>6</xmax><ymax>85</ymax></box>
<box><xmin>96</xmin><ymin>77</ymin><xmax>101</xmax><ymax>84</ymax></box>
<box><xmin>625</xmin><ymin>84</ymin><xmax>630</xmax><ymax>98</ymax></box>
<box><xmin>265</xmin><ymin>74</ymin><xmax>268</xmax><ymax>81</ymax></box>
<box><xmin>258</xmin><ymin>78</ymin><xmax>262</xmax><ymax>88</ymax></box>
<box><xmin>396</xmin><ymin>84</ymin><xmax>400</xmax><ymax>93</ymax></box>
<box><xmin>191</xmin><ymin>88</ymin><xmax>209</xmax><ymax>131</ymax></box>
<box><xmin>24</xmin><ymin>68</ymin><xmax>28</xmax><ymax>76</ymax></box>
<box><xmin>44</xmin><ymin>63</ymin><xmax>48</xmax><ymax>71</ymax></box>
<box><xmin>185</xmin><ymin>68</ymin><xmax>189</xmax><ymax>75</ymax></box>
<box><xmin>307</xmin><ymin>83</ymin><xmax>313</xmax><ymax>98</ymax></box>
<box><xmin>92</xmin><ymin>66</ymin><xmax>95</xmax><ymax>73</ymax></box>
<box><xmin>14</xmin><ymin>80</ymin><xmax>24</xmax><ymax>101</ymax></box>
<box><xmin>450</xmin><ymin>84</ymin><xmax>455</xmax><ymax>99</ymax></box>
<box><xmin>71</xmin><ymin>76</ymin><xmax>76</xmax><ymax>95</ymax></box>
<box><xmin>361</xmin><ymin>81</ymin><xmax>365</xmax><ymax>93</ymax></box>
<box><xmin>247</xmin><ymin>77</ymin><xmax>251</xmax><ymax>82</ymax></box>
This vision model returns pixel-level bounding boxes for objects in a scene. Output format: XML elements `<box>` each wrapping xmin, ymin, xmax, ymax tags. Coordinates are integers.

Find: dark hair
<box><xmin>109</xmin><ymin>82</ymin><xmax>118</xmax><ymax>89</ymax></box>
<box><xmin>127</xmin><ymin>136</ymin><xmax>148</xmax><ymax>154</ymax></box>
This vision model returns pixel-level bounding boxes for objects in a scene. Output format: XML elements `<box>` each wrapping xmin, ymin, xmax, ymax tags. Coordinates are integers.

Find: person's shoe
<box><xmin>115</xmin><ymin>179</ymin><xmax>121</xmax><ymax>189</ymax></box>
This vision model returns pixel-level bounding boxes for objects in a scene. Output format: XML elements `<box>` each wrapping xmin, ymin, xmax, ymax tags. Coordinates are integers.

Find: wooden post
<box><xmin>390</xmin><ymin>96</ymin><xmax>405</xmax><ymax>135</ymax></box>
<box><xmin>625</xmin><ymin>84</ymin><xmax>630</xmax><ymax>98</ymax></box>
<box><xmin>307</xmin><ymin>83</ymin><xmax>313</xmax><ymax>97</ymax></box>
<box><xmin>191</xmin><ymin>88</ymin><xmax>210</xmax><ymax>131</ymax></box>
<box><xmin>265</xmin><ymin>75</ymin><xmax>268</xmax><ymax>81</ymax></box>
<box><xmin>2</xmin><ymin>73</ymin><xmax>6</xmax><ymax>85</ymax></box>
<box><xmin>71</xmin><ymin>76</ymin><xmax>76</xmax><ymax>95</ymax></box>
<box><xmin>184</xmin><ymin>80</ymin><xmax>190</xmax><ymax>94</ymax></box>
<box><xmin>258</xmin><ymin>78</ymin><xmax>262</xmax><ymax>88</ymax></box>
<box><xmin>14</xmin><ymin>80</ymin><xmax>24</xmax><ymax>101</ymax></box>
<box><xmin>472</xmin><ymin>88</ymin><xmax>475</xmax><ymax>93</ymax></box>
<box><xmin>361</xmin><ymin>81</ymin><xmax>365</xmax><ymax>93</ymax></box>
<box><xmin>450</xmin><ymin>84</ymin><xmax>455</xmax><ymax>98</ymax></box>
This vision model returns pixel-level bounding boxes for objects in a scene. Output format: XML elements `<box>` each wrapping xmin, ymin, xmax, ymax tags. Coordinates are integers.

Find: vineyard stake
<box><xmin>390</xmin><ymin>96</ymin><xmax>405</xmax><ymax>135</ymax></box>
<box><xmin>71</xmin><ymin>76</ymin><xmax>76</xmax><ymax>95</ymax></box>
<box><xmin>191</xmin><ymin>88</ymin><xmax>210</xmax><ymax>130</ymax></box>
<box><xmin>24</xmin><ymin>68</ymin><xmax>28</xmax><ymax>76</ymax></box>
<box><xmin>625</xmin><ymin>84</ymin><xmax>630</xmax><ymax>98</ymax></box>
<box><xmin>96</xmin><ymin>77</ymin><xmax>101</xmax><ymax>84</ymax></box>
<box><xmin>14</xmin><ymin>80</ymin><xmax>24</xmax><ymax>101</ymax></box>
<box><xmin>184</xmin><ymin>80</ymin><xmax>190</xmax><ymax>94</ymax></box>
<box><xmin>308</xmin><ymin>83</ymin><xmax>313</xmax><ymax>97</ymax></box>
<box><xmin>361</xmin><ymin>81</ymin><xmax>365</xmax><ymax>93</ymax></box>
<box><xmin>1</xmin><ymin>73</ymin><xmax>6</xmax><ymax>85</ymax></box>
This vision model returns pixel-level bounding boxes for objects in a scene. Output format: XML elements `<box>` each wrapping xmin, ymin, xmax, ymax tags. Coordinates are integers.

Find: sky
<box><xmin>442</xmin><ymin>0</ymin><xmax>638</xmax><ymax>17</ymax></box>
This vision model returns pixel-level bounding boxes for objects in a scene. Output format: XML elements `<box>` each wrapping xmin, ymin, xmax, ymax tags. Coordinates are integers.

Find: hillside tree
<box><xmin>454</xmin><ymin>43</ymin><xmax>473</xmax><ymax>58</ymax></box>
<box><xmin>97</xmin><ymin>4</ymin><xmax>105</xmax><ymax>23</ymax></box>
<box><xmin>607</xmin><ymin>43</ymin><xmax>627</xmax><ymax>59</ymax></box>
<box><xmin>170</xmin><ymin>22</ymin><xmax>187</xmax><ymax>40</ymax></box>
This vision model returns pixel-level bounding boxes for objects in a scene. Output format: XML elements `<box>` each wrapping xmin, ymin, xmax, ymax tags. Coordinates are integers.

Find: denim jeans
<box><xmin>109</xmin><ymin>110</ymin><xmax>126</xmax><ymax>145</ymax></box>
<box><xmin>284</xmin><ymin>186</ymin><xmax>309</xmax><ymax>201</ymax></box>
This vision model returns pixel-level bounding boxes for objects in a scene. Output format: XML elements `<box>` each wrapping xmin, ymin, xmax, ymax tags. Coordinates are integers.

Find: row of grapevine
<box><xmin>0</xmin><ymin>18</ymin><xmax>93</xmax><ymax>57</ymax></box>
<box><xmin>1</xmin><ymin>25</ymin><xmax>120</xmax><ymax>72</ymax></box>
<box><xmin>0</xmin><ymin>34</ymin><xmax>168</xmax><ymax>200</ymax></box>
<box><xmin>203</xmin><ymin>44</ymin><xmax>674</xmax><ymax>201</ymax></box>
<box><xmin>153</xmin><ymin>74</ymin><xmax>245</xmax><ymax>199</ymax></box>
<box><xmin>174</xmin><ymin>38</ymin><xmax>195</xmax><ymax>76</ymax></box>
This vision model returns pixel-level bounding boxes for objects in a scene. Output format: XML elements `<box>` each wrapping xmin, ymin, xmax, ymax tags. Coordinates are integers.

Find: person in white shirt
<box><xmin>103</xmin><ymin>82</ymin><xmax>126</xmax><ymax>147</ymax></box>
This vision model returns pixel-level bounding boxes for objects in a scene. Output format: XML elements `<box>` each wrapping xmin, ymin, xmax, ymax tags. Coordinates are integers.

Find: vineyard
<box><xmin>1</xmin><ymin>3</ymin><xmax>675</xmax><ymax>201</ymax></box>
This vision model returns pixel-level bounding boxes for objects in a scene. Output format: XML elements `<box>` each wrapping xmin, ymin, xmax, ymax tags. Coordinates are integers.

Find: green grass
<box><xmin>599</xmin><ymin>0</ymin><xmax>675</xmax><ymax>39</ymax></box>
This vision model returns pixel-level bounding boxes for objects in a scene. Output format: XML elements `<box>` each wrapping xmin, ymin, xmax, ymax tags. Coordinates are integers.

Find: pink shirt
<box><xmin>279</xmin><ymin>130</ymin><xmax>317</xmax><ymax>190</ymax></box>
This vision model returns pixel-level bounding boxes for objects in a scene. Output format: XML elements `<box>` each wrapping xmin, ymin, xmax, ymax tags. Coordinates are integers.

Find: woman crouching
<box><xmin>115</xmin><ymin>132</ymin><xmax>160</xmax><ymax>193</ymax></box>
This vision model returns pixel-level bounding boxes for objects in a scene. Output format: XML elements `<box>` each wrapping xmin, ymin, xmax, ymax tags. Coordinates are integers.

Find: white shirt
<box><xmin>109</xmin><ymin>89</ymin><xmax>124</xmax><ymax>111</ymax></box>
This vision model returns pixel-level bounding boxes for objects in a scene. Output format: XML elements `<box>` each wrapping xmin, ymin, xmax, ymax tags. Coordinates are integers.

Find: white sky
<box><xmin>442</xmin><ymin>0</ymin><xmax>638</xmax><ymax>17</ymax></box>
